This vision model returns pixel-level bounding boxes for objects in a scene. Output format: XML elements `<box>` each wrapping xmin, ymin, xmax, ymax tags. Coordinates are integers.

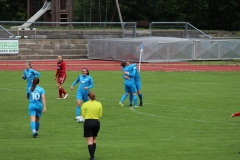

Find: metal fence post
<box><xmin>149</xmin><ymin>22</ymin><xmax>152</xmax><ymax>37</ymax></box>
<box><xmin>134</xmin><ymin>22</ymin><xmax>136</xmax><ymax>38</ymax></box>
<box><xmin>185</xmin><ymin>22</ymin><xmax>188</xmax><ymax>38</ymax></box>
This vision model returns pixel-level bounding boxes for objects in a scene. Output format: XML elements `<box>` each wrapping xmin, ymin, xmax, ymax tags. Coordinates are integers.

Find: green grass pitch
<box><xmin>0</xmin><ymin>70</ymin><xmax>240</xmax><ymax>160</ymax></box>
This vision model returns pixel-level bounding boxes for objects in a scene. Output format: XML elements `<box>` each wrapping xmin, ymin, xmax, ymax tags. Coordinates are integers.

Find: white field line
<box><xmin>130</xmin><ymin>107</ymin><xmax>236</xmax><ymax>125</ymax></box>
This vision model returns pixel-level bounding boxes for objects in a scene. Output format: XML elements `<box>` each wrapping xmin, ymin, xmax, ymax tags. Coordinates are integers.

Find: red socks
<box><xmin>58</xmin><ymin>89</ymin><xmax>63</xmax><ymax>98</ymax></box>
<box><xmin>232</xmin><ymin>112</ymin><xmax>240</xmax><ymax>117</ymax></box>
<box><xmin>61</xmin><ymin>87</ymin><xmax>67</xmax><ymax>95</ymax></box>
<box><xmin>59</xmin><ymin>87</ymin><xmax>67</xmax><ymax>98</ymax></box>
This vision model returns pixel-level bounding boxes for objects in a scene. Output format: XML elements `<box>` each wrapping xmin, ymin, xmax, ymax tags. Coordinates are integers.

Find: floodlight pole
<box><xmin>115</xmin><ymin>0</ymin><xmax>124</xmax><ymax>30</ymax></box>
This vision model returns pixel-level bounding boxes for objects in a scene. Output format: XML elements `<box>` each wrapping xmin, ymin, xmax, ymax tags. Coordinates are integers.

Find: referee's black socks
<box><xmin>88</xmin><ymin>145</ymin><xmax>94</xmax><ymax>159</ymax></box>
<box><xmin>93</xmin><ymin>143</ymin><xmax>96</xmax><ymax>153</ymax></box>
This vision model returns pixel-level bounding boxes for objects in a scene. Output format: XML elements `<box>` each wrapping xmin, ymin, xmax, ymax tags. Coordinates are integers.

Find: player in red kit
<box><xmin>55</xmin><ymin>55</ymin><xmax>68</xmax><ymax>99</ymax></box>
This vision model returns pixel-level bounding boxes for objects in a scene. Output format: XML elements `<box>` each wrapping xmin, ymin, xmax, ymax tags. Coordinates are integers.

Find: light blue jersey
<box><xmin>28</xmin><ymin>86</ymin><xmax>45</xmax><ymax>117</ymax></box>
<box><xmin>132</xmin><ymin>65</ymin><xmax>141</xmax><ymax>90</ymax></box>
<box><xmin>122</xmin><ymin>63</ymin><xmax>136</xmax><ymax>84</ymax></box>
<box><xmin>71</xmin><ymin>75</ymin><xmax>94</xmax><ymax>101</ymax></box>
<box><xmin>122</xmin><ymin>64</ymin><xmax>137</xmax><ymax>93</ymax></box>
<box><xmin>22</xmin><ymin>69</ymin><xmax>41</xmax><ymax>91</ymax></box>
<box><xmin>132</xmin><ymin>66</ymin><xmax>140</xmax><ymax>82</ymax></box>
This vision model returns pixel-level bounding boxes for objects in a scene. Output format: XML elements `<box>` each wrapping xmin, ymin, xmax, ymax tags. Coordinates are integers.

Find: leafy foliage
<box><xmin>0</xmin><ymin>0</ymin><xmax>239</xmax><ymax>30</ymax></box>
<box><xmin>0</xmin><ymin>0</ymin><xmax>27</xmax><ymax>21</ymax></box>
<box><xmin>74</xmin><ymin>0</ymin><xmax>240</xmax><ymax>30</ymax></box>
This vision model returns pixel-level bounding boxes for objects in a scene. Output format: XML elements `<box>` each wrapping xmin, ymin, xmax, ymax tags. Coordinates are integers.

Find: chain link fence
<box><xmin>88</xmin><ymin>37</ymin><xmax>240</xmax><ymax>62</ymax></box>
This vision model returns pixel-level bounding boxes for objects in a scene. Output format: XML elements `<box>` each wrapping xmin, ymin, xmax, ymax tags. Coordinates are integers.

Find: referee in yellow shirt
<box><xmin>81</xmin><ymin>91</ymin><xmax>102</xmax><ymax>160</ymax></box>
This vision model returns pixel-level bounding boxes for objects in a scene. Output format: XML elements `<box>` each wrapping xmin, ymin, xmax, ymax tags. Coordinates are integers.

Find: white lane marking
<box><xmin>130</xmin><ymin>107</ymin><xmax>237</xmax><ymax>125</ymax></box>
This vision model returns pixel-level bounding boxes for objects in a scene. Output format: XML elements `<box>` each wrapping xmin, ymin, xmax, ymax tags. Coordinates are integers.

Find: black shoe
<box><xmin>33</xmin><ymin>134</ymin><xmax>37</xmax><ymax>138</ymax></box>
<box><xmin>36</xmin><ymin>133</ymin><xmax>38</xmax><ymax>136</ymax></box>
<box><xmin>139</xmin><ymin>102</ymin><xmax>143</xmax><ymax>106</ymax></box>
<box><xmin>89</xmin><ymin>158</ymin><xmax>95</xmax><ymax>160</ymax></box>
<box><xmin>129</xmin><ymin>104</ymin><xmax>132</xmax><ymax>106</ymax></box>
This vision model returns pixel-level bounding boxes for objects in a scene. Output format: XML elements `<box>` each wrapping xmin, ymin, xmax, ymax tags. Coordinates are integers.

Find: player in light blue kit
<box><xmin>22</xmin><ymin>61</ymin><xmax>41</xmax><ymax>93</ymax></box>
<box><xmin>71</xmin><ymin>68</ymin><xmax>94</xmax><ymax>120</ymax></box>
<box><xmin>27</xmin><ymin>77</ymin><xmax>46</xmax><ymax>138</ymax></box>
<box><xmin>126</xmin><ymin>60</ymin><xmax>143</xmax><ymax>106</ymax></box>
<box><xmin>119</xmin><ymin>61</ymin><xmax>138</xmax><ymax>107</ymax></box>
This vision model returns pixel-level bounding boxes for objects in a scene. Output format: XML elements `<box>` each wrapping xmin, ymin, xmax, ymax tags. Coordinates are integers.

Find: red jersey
<box><xmin>55</xmin><ymin>61</ymin><xmax>66</xmax><ymax>77</ymax></box>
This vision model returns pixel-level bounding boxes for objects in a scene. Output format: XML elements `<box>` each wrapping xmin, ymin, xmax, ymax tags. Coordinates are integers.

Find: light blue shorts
<box><xmin>124</xmin><ymin>82</ymin><xmax>137</xmax><ymax>93</ymax></box>
<box><xmin>76</xmin><ymin>90</ymin><xmax>89</xmax><ymax>102</ymax></box>
<box><xmin>28</xmin><ymin>104</ymin><xmax>42</xmax><ymax>118</ymax></box>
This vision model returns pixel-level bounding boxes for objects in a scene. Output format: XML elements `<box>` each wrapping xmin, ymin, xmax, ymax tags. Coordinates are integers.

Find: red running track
<box><xmin>1</xmin><ymin>59</ymin><xmax>240</xmax><ymax>71</ymax></box>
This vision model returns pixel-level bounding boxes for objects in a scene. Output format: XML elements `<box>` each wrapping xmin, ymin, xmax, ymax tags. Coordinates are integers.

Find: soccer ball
<box><xmin>77</xmin><ymin>116</ymin><xmax>85</xmax><ymax>123</ymax></box>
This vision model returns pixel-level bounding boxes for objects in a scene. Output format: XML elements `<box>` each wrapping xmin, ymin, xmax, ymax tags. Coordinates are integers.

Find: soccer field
<box><xmin>0</xmin><ymin>70</ymin><xmax>240</xmax><ymax>160</ymax></box>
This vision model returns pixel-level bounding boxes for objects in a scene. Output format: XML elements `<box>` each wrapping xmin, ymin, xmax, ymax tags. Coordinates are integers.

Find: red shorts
<box><xmin>58</xmin><ymin>75</ymin><xmax>66</xmax><ymax>84</ymax></box>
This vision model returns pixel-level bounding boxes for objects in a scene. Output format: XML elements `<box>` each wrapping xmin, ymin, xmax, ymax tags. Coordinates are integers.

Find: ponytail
<box><xmin>88</xmin><ymin>91</ymin><xmax>95</xmax><ymax>100</ymax></box>
<box><xmin>30</xmin><ymin>77</ymin><xmax>39</xmax><ymax>92</ymax></box>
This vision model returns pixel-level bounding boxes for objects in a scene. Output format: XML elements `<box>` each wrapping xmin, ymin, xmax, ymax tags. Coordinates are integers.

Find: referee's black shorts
<box><xmin>84</xmin><ymin>119</ymin><xmax>100</xmax><ymax>137</ymax></box>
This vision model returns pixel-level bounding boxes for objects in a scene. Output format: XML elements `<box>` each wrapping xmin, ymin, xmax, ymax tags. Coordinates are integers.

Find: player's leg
<box><xmin>30</xmin><ymin>116</ymin><xmax>37</xmax><ymax>138</ymax></box>
<box><xmin>61</xmin><ymin>75</ymin><xmax>68</xmax><ymax>99</ymax></box>
<box><xmin>231</xmin><ymin>112</ymin><xmax>240</xmax><ymax>117</ymax></box>
<box><xmin>129</xmin><ymin>92</ymin><xmax>133</xmax><ymax>106</ymax></box>
<box><xmin>75</xmin><ymin>91</ymin><xmax>83</xmax><ymax>119</ymax></box>
<box><xmin>57</xmin><ymin>82</ymin><xmax>63</xmax><ymax>99</ymax></box>
<box><xmin>129</xmin><ymin>83</ymin><xmax>138</xmax><ymax>107</ymax></box>
<box><xmin>136</xmin><ymin>80</ymin><xmax>143</xmax><ymax>106</ymax></box>
<box><xmin>119</xmin><ymin>84</ymin><xmax>129</xmax><ymax>107</ymax></box>
<box><xmin>28</xmin><ymin>105</ymin><xmax>37</xmax><ymax>137</ymax></box>
<box><xmin>35</xmin><ymin>117</ymin><xmax>40</xmax><ymax>136</ymax></box>
<box><xmin>35</xmin><ymin>106</ymin><xmax>43</xmax><ymax>136</ymax></box>
<box><xmin>58</xmin><ymin>76</ymin><xmax>68</xmax><ymax>99</ymax></box>
<box><xmin>138</xmin><ymin>90</ymin><xmax>143</xmax><ymax>106</ymax></box>
<box><xmin>76</xmin><ymin>100</ymin><xmax>82</xmax><ymax>119</ymax></box>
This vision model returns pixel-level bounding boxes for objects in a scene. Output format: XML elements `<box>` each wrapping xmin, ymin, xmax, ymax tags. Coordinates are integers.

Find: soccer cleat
<box><xmin>139</xmin><ymin>101</ymin><xmax>143</xmax><ymax>106</ymax></box>
<box><xmin>33</xmin><ymin>133</ymin><xmax>37</xmax><ymax>138</ymax></box>
<box><xmin>119</xmin><ymin>102</ymin><xmax>124</xmax><ymax>107</ymax></box>
<box><xmin>36</xmin><ymin>133</ymin><xmax>38</xmax><ymax>136</ymax></box>
<box><xmin>129</xmin><ymin>104</ymin><xmax>132</xmax><ymax>106</ymax></box>
<box><xmin>134</xmin><ymin>105</ymin><xmax>139</xmax><ymax>108</ymax></box>
<box><xmin>57</xmin><ymin>97</ymin><xmax>62</xmax><ymax>99</ymax></box>
<box><xmin>63</xmin><ymin>94</ymin><xmax>68</xmax><ymax>99</ymax></box>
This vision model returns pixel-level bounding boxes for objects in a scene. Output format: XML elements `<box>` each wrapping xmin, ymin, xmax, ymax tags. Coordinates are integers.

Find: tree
<box><xmin>0</xmin><ymin>0</ymin><xmax>28</xmax><ymax>21</ymax></box>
